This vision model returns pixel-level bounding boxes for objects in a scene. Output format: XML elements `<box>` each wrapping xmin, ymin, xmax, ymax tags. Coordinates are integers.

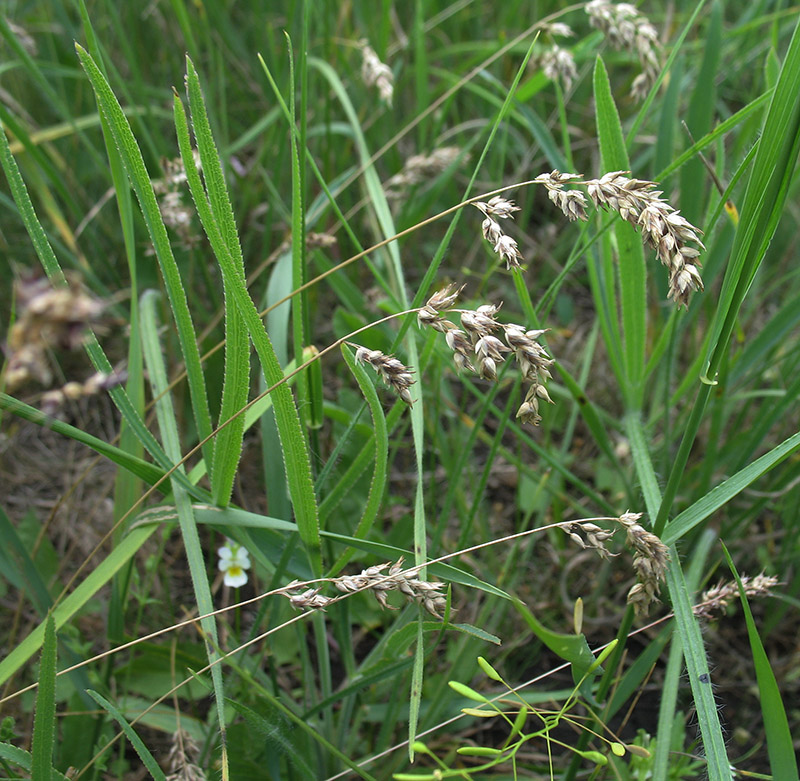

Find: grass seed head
<box><xmin>360</xmin><ymin>40</ymin><xmax>394</xmax><ymax>106</ymax></box>
<box><xmin>354</xmin><ymin>345</ymin><xmax>415</xmax><ymax>405</ymax></box>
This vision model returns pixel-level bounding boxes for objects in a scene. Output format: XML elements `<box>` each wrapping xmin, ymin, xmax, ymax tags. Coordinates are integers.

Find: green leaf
<box><xmin>664</xmin><ymin>431</ymin><xmax>800</xmax><ymax>545</ymax></box>
<box><xmin>514</xmin><ymin>599</ymin><xmax>600</xmax><ymax>696</ymax></box>
<box><xmin>594</xmin><ymin>55</ymin><xmax>646</xmax><ymax>404</ymax></box>
<box><xmin>86</xmin><ymin>691</ymin><xmax>167</xmax><ymax>781</ymax></box>
<box><xmin>31</xmin><ymin>616</ymin><xmax>57</xmax><ymax>781</ymax></box>
<box><xmin>0</xmin><ymin>742</ymin><xmax>70</xmax><ymax>780</ymax></box>
<box><xmin>703</xmin><ymin>15</ymin><xmax>800</xmax><ymax>381</ymax></box>
<box><xmin>75</xmin><ymin>43</ymin><xmax>215</xmax><ymax>471</ymax></box>
<box><xmin>326</xmin><ymin>345</ymin><xmax>389</xmax><ymax>576</ymax></box>
<box><xmin>184</xmin><ymin>57</ymin><xmax>250</xmax><ymax>507</ymax></box>
<box><xmin>720</xmin><ymin>543</ymin><xmax>798</xmax><ymax>780</ymax></box>
<box><xmin>174</xmin><ymin>76</ymin><xmax>321</xmax><ymax>576</ymax></box>
<box><xmin>139</xmin><ymin>290</ymin><xmax>227</xmax><ymax>769</ymax></box>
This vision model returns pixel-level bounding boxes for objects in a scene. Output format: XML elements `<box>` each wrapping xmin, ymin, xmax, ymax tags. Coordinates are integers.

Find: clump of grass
<box><xmin>0</xmin><ymin>3</ymin><xmax>798</xmax><ymax>780</ymax></box>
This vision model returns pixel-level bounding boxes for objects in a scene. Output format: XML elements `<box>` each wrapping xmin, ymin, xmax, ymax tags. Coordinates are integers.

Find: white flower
<box><xmin>217</xmin><ymin>539</ymin><xmax>251</xmax><ymax>588</ymax></box>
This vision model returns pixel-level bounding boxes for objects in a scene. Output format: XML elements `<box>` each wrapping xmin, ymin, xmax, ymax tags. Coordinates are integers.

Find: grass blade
<box><xmin>86</xmin><ymin>690</ymin><xmax>167</xmax><ymax>781</ymax></box>
<box><xmin>720</xmin><ymin>543</ymin><xmax>799</xmax><ymax>780</ymax></box>
<box><xmin>326</xmin><ymin>345</ymin><xmax>389</xmax><ymax>577</ymax></box>
<box><xmin>183</xmin><ymin>57</ymin><xmax>251</xmax><ymax>507</ymax></box>
<box><xmin>174</xmin><ymin>83</ymin><xmax>322</xmax><ymax>577</ymax></box>
<box><xmin>75</xmin><ymin>44</ymin><xmax>215</xmax><ymax>470</ymax></box>
<box><xmin>703</xmin><ymin>15</ymin><xmax>800</xmax><ymax>381</ymax></box>
<box><xmin>594</xmin><ymin>55</ymin><xmax>646</xmax><ymax>405</ymax></box>
<box><xmin>139</xmin><ymin>289</ymin><xmax>228</xmax><ymax>771</ymax></box>
<box><xmin>31</xmin><ymin>616</ymin><xmax>57</xmax><ymax>781</ymax></box>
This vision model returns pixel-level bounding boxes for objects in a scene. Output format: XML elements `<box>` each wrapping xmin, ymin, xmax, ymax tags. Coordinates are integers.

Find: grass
<box><xmin>1</xmin><ymin>1</ymin><xmax>799</xmax><ymax>779</ymax></box>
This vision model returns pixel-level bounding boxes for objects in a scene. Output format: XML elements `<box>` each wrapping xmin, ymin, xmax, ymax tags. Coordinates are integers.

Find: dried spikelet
<box><xmin>7</xmin><ymin>19</ymin><xmax>37</xmax><ymax>56</ymax></box>
<box><xmin>542</xmin><ymin>22</ymin><xmax>574</xmax><ymax>39</ymax></box>
<box><xmin>585</xmin><ymin>171</ymin><xmax>704</xmax><ymax>306</ymax></box>
<box><xmin>560</xmin><ymin>521</ymin><xmax>618</xmax><ymax>559</ymax></box>
<box><xmin>418</xmin><ymin>288</ymin><xmax>555</xmax><ymax>424</ymax></box>
<box><xmin>4</xmin><ymin>274</ymin><xmax>104</xmax><ymax>391</ymax></box>
<box><xmin>532</xmin><ymin>170</ymin><xmax>704</xmax><ymax>306</ymax></box>
<box><xmin>473</xmin><ymin>197</ymin><xmax>524</xmax><ymax>269</ymax></box>
<box><xmin>585</xmin><ymin>0</ymin><xmax>661</xmax><ymax>100</ymax></box>
<box><xmin>151</xmin><ymin>152</ymin><xmax>202</xmax><ymax>250</ymax></box>
<box><xmin>533</xmin><ymin>170</ymin><xmax>588</xmax><ymax>221</ymax></box>
<box><xmin>305</xmin><ymin>231</ymin><xmax>337</xmax><ymax>250</ymax></box>
<box><xmin>360</xmin><ymin>40</ymin><xmax>394</xmax><ymax>106</ymax></box>
<box><xmin>695</xmin><ymin>573</ymin><xmax>780</xmax><ymax>620</ymax></box>
<box><xmin>353</xmin><ymin>345</ymin><xmax>415</xmax><ymax>405</ymax></box>
<box><xmin>166</xmin><ymin>729</ymin><xmax>206</xmax><ymax>781</ymax></box>
<box><xmin>385</xmin><ymin>146</ymin><xmax>464</xmax><ymax>200</ymax></box>
<box><xmin>284</xmin><ymin>558</ymin><xmax>448</xmax><ymax>618</ymax></box>
<box><xmin>541</xmin><ymin>46</ymin><xmax>578</xmax><ymax>91</ymax></box>
<box><xmin>334</xmin><ymin>558</ymin><xmax>447</xmax><ymax>618</ymax></box>
<box><xmin>618</xmin><ymin>512</ymin><xmax>669</xmax><ymax>617</ymax></box>
<box><xmin>41</xmin><ymin>370</ymin><xmax>128</xmax><ymax>416</ymax></box>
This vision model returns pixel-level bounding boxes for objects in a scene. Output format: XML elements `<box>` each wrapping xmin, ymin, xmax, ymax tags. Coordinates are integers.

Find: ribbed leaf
<box><xmin>594</xmin><ymin>56</ymin><xmax>646</xmax><ymax>404</ymax></box>
<box><xmin>75</xmin><ymin>44</ymin><xmax>215</xmax><ymax>470</ymax></box>
<box><xmin>31</xmin><ymin>616</ymin><xmax>57</xmax><ymax>781</ymax></box>
<box><xmin>174</xmin><ymin>84</ymin><xmax>322</xmax><ymax>576</ymax></box>
<box><xmin>87</xmin><ymin>691</ymin><xmax>167</xmax><ymax>781</ymax></box>
<box><xmin>139</xmin><ymin>290</ymin><xmax>227</xmax><ymax>771</ymax></box>
<box><xmin>721</xmin><ymin>544</ymin><xmax>799</xmax><ymax>780</ymax></box>
<box><xmin>184</xmin><ymin>57</ymin><xmax>250</xmax><ymax>506</ymax></box>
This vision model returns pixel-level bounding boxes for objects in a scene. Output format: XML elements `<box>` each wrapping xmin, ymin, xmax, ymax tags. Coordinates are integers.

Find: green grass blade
<box><xmin>77</xmin><ymin>0</ymin><xmax>148</xmax><ymax>644</ymax></box>
<box><xmin>679</xmin><ymin>0</ymin><xmax>722</xmax><ymax>225</ymax></box>
<box><xmin>327</xmin><ymin>345</ymin><xmax>389</xmax><ymax>577</ymax></box>
<box><xmin>75</xmin><ymin>44</ymin><xmax>215</xmax><ymax>469</ymax></box>
<box><xmin>720</xmin><ymin>543</ymin><xmax>799</xmax><ymax>780</ymax></box>
<box><xmin>184</xmin><ymin>57</ymin><xmax>250</xmax><ymax>506</ymax></box>
<box><xmin>31</xmin><ymin>616</ymin><xmax>57</xmax><ymax>781</ymax></box>
<box><xmin>0</xmin><ymin>505</ymin><xmax>52</xmax><ymax>616</ymax></box>
<box><xmin>287</xmin><ymin>29</ymin><xmax>315</xmax><ymax>431</ymax></box>
<box><xmin>627</xmin><ymin>414</ymin><xmax>732</xmax><ymax>780</ymax></box>
<box><xmin>664</xmin><ymin>431</ymin><xmax>800</xmax><ymax>545</ymax></box>
<box><xmin>594</xmin><ymin>55</ymin><xmax>646</xmax><ymax>404</ymax></box>
<box><xmin>703</xmin><ymin>15</ymin><xmax>800</xmax><ymax>381</ymax></box>
<box><xmin>0</xmin><ymin>743</ymin><xmax>69</xmax><ymax>780</ymax></box>
<box><xmin>0</xmin><ymin>392</ymin><xmax>178</xmax><ymax>489</ymax></box>
<box><xmin>174</xmin><ymin>89</ymin><xmax>321</xmax><ymax>576</ymax></box>
<box><xmin>139</xmin><ymin>289</ymin><xmax>227</xmax><ymax>769</ymax></box>
<box><xmin>86</xmin><ymin>691</ymin><xmax>167</xmax><ymax>781</ymax></box>
<box><xmin>653</xmin><ymin>529</ymin><xmax>716</xmax><ymax>777</ymax></box>
<box><xmin>0</xmin><ymin>522</ymin><xmax>159</xmax><ymax>687</ymax></box>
